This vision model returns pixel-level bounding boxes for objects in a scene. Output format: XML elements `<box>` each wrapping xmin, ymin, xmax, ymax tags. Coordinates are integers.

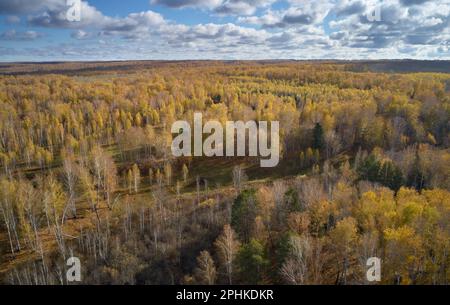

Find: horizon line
<box><xmin>1</xmin><ymin>58</ymin><xmax>450</xmax><ymax>64</ymax></box>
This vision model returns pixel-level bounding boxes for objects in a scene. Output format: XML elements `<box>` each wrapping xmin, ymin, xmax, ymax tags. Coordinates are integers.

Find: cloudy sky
<box><xmin>0</xmin><ymin>0</ymin><xmax>449</xmax><ymax>61</ymax></box>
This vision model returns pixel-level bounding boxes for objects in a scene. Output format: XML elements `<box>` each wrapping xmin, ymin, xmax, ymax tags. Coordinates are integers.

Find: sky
<box><xmin>0</xmin><ymin>0</ymin><xmax>449</xmax><ymax>61</ymax></box>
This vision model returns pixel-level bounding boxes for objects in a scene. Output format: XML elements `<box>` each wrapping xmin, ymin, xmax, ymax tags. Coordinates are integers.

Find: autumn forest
<box><xmin>0</xmin><ymin>60</ymin><xmax>449</xmax><ymax>285</ymax></box>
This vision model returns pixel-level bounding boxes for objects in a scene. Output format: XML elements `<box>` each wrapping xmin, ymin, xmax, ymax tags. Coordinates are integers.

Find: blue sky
<box><xmin>0</xmin><ymin>0</ymin><xmax>449</xmax><ymax>61</ymax></box>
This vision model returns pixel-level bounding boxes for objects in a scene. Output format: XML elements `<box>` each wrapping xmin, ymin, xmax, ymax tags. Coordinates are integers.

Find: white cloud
<box><xmin>71</xmin><ymin>29</ymin><xmax>90</xmax><ymax>39</ymax></box>
<box><xmin>327</xmin><ymin>0</ymin><xmax>449</xmax><ymax>51</ymax></box>
<box><xmin>2</xmin><ymin>0</ymin><xmax>449</xmax><ymax>60</ymax></box>
<box><xmin>151</xmin><ymin>0</ymin><xmax>275</xmax><ymax>16</ymax></box>
<box><xmin>28</xmin><ymin>1</ymin><xmax>111</xmax><ymax>28</ymax></box>
<box><xmin>0</xmin><ymin>0</ymin><xmax>63</xmax><ymax>14</ymax></box>
<box><xmin>239</xmin><ymin>0</ymin><xmax>334</xmax><ymax>27</ymax></box>
<box><xmin>215</xmin><ymin>0</ymin><xmax>276</xmax><ymax>15</ymax></box>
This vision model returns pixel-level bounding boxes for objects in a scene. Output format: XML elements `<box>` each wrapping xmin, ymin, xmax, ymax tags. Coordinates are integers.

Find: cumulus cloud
<box><xmin>214</xmin><ymin>0</ymin><xmax>276</xmax><ymax>15</ymax></box>
<box><xmin>28</xmin><ymin>1</ymin><xmax>111</xmax><ymax>28</ymax></box>
<box><xmin>239</xmin><ymin>0</ymin><xmax>333</xmax><ymax>27</ymax></box>
<box><xmin>236</xmin><ymin>0</ymin><xmax>449</xmax><ymax>58</ymax></box>
<box><xmin>238</xmin><ymin>10</ymin><xmax>281</xmax><ymax>26</ymax></box>
<box><xmin>25</xmin><ymin>1</ymin><xmax>167</xmax><ymax>41</ymax></box>
<box><xmin>0</xmin><ymin>0</ymin><xmax>62</xmax><ymax>14</ymax></box>
<box><xmin>162</xmin><ymin>22</ymin><xmax>268</xmax><ymax>50</ymax></box>
<box><xmin>71</xmin><ymin>29</ymin><xmax>90</xmax><ymax>39</ymax></box>
<box><xmin>282</xmin><ymin>11</ymin><xmax>315</xmax><ymax>25</ymax></box>
<box><xmin>101</xmin><ymin>11</ymin><xmax>165</xmax><ymax>33</ymax></box>
<box><xmin>152</xmin><ymin>0</ymin><xmax>275</xmax><ymax>15</ymax></box>
<box><xmin>399</xmin><ymin>0</ymin><xmax>430</xmax><ymax>6</ymax></box>
<box><xmin>335</xmin><ymin>0</ymin><xmax>366</xmax><ymax>17</ymax></box>
<box><xmin>1</xmin><ymin>0</ymin><xmax>450</xmax><ymax>60</ymax></box>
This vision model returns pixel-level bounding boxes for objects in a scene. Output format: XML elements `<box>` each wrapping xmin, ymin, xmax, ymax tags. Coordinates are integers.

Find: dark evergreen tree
<box><xmin>379</xmin><ymin>161</ymin><xmax>404</xmax><ymax>193</ymax></box>
<box><xmin>406</xmin><ymin>150</ymin><xmax>426</xmax><ymax>191</ymax></box>
<box><xmin>231</xmin><ymin>189</ymin><xmax>259</xmax><ymax>242</ymax></box>
<box><xmin>312</xmin><ymin>123</ymin><xmax>325</xmax><ymax>150</ymax></box>
<box><xmin>357</xmin><ymin>154</ymin><xmax>380</xmax><ymax>182</ymax></box>
<box><xmin>284</xmin><ymin>188</ymin><xmax>303</xmax><ymax>213</ymax></box>
<box><xmin>237</xmin><ymin>239</ymin><xmax>268</xmax><ymax>284</ymax></box>
<box><xmin>358</xmin><ymin>155</ymin><xmax>404</xmax><ymax>192</ymax></box>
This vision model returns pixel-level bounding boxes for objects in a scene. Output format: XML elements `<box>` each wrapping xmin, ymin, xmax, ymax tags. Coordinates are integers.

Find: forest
<box><xmin>0</xmin><ymin>60</ymin><xmax>449</xmax><ymax>285</ymax></box>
